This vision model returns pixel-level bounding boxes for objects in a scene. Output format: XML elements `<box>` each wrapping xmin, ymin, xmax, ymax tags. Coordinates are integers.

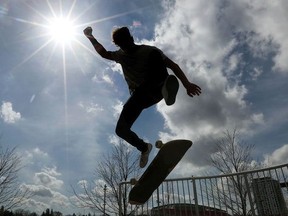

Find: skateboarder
<box><xmin>83</xmin><ymin>26</ymin><xmax>201</xmax><ymax>168</ymax></box>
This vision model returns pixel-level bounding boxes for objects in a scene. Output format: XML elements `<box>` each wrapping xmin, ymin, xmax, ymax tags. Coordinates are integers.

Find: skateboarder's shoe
<box><xmin>162</xmin><ymin>75</ymin><xmax>179</xmax><ymax>106</ymax></box>
<box><xmin>140</xmin><ymin>143</ymin><xmax>152</xmax><ymax>168</ymax></box>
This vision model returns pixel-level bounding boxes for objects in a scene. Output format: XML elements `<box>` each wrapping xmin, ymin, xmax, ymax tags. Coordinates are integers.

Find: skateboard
<box><xmin>128</xmin><ymin>139</ymin><xmax>192</xmax><ymax>205</ymax></box>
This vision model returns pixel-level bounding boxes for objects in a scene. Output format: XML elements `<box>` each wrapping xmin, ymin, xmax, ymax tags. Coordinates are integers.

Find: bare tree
<box><xmin>0</xmin><ymin>146</ymin><xmax>31</xmax><ymax>210</ymax></box>
<box><xmin>210</xmin><ymin>129</ymin><xmax>258</xmax><ymax>174</ymax></box>
<box><xmin>208</xmin><ymin>128</ymin><xmax>261</xmax><ymax>216</ymax></box>
<box><xmin>72</xmin><ymin>140</ymin><xmax>141</xmax><ymax>215</ymax></box>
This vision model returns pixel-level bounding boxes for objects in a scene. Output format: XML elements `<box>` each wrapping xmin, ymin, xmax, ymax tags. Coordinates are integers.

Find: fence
<box><xmin>119</xmin><ymin>163</ymin><xmax>288</xmax><ymax>216</ymax></box>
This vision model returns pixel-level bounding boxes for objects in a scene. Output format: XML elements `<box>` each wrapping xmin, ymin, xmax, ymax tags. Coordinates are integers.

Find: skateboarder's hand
<box><xmin>83</xmin><ymin>27</ymin><xmax>93</xmax><ymax>37</ymax></box>
<box><xmin>186</xmin><ymin>83</ymin><xmax>201</xmax><ymax>97</ymax></box>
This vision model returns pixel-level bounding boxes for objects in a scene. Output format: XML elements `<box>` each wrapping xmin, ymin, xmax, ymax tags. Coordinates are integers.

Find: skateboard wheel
<box><xmin>130</xmin><ymin>178</ymin><xmax>138</xmax><ymax>185</ymax></box>
<box><xmin>155</xmin><ymin>140</ymin><xmax>164</xmax><ymax>149</ymax></box>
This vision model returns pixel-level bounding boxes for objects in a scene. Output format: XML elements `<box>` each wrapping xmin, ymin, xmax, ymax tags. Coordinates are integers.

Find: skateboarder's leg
<box><xmin>115</xmin><ymin>89</ymin><xmax>160</xmax><ymax>152</ymax></box>
<box><xmin>116</xmin><ymin>110</ymin><xmax>152</xmax><ymax>168</ymax></box>
<box><xmin>116</xmin><ymin>108</ymin><xmax>146</xmax><ymax>152</ymax></box>
<box><xmin>115</xmin><ymin>89</ymin><xmax>162</xmax><ymax>167</ymax></box>
<box><xmin>147</xmin><ymin>50</ymin><xmax>179</xmax><ymax>105</ymax></box>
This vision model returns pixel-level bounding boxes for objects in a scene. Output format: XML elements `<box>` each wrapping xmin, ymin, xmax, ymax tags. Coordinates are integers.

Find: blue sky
<box><xmin>0</xmin><ymin>0</ymin><xmax>288</xmax><ymax>214</ymax></box>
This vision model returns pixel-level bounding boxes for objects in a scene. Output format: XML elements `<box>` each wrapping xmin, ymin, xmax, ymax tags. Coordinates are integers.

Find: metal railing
<box><xmin>119</xmin><ymin>163</ymin><xmax>288</xmax><ymax>216</ymax></box>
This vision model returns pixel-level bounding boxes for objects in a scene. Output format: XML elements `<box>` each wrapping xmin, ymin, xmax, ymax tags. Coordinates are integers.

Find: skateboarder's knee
<box><xmin>115</xmin><ymin>123</ymin><xmax>127</xmax><ymax>138</ymax></box>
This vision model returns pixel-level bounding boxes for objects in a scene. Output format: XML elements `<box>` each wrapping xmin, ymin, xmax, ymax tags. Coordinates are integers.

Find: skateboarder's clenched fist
<box><xmin>83</xmin><ymin>26</ymin><xmax>93</xmax><ymax>37</ymax></box>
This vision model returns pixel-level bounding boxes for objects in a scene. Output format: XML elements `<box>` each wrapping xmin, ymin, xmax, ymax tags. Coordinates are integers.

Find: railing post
<box><xmin>244</xmin><ymin>174</ymin><xmax>256</xmax><ymax>216</ymax></box>
<box><xmin>192</xmin><ymin>177</ymin><xmax>200</xmax><ymax>216</ymax></box>
<box><xmin>119</xmin><ymin>182</ymin><xmax>123</xmax><ymax>216</ymax></box>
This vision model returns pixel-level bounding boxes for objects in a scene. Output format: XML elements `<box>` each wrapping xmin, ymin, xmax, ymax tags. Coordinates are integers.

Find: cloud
<box><xmin>92</xmin><ymin>67</ymin><xmax>115</xmax><ymax>85</ymax></box>
<box><xmin>25</xmin><ymin>148</ymin><xmax>49</xmax><ymax>159</ymax></box>
<box><xmin>21</xmin><ymin>184</ymin><xmax>53</xmax><ymax>198</ymax></box>
<box><xmin>34</xmin><ymin>167</ymin><xmax>64</xmax><ymax>189</ymax></box>
<box><xmin>78</xmin><ymin>101</ymin><xmax>104</xmax><ymax>116</ymax></box>
<box><xmin>150</xmin><ymin>0</ymin><xmax>277</xmax><ymax>166</ymax></box>
<box><xmin>22</xmin><ymin>198</ymin><xmax>49</xmax><ymax>214</ymax></box>
<box><xmin>264</xmin><ymin>144</ymin><xmax>288</xmax><ymax>165</ymax></box>
<box><xmin>20</xmin><ymin>183</ymin><xmax>70</xmax><ymax>214</ymax></box>
<box><xmin>22</xmin><ymin>148</ymin><xmax>51</xmax><ymax>169</ymax></box>
<box><xmin>77</xmin><ymin>180</ymin><xmax>88</xmax><ymax>189</ymax></box>
<box><xmin>19</xmin><ymin>166</ymin><xmax>71</xmax><ymax>213</ymax></box>
<box><xmin>112</xmin><ymin>99</ymin><xmax>123</xmax><ymax>118</ymax></box>
<box><xmin>42</xmin><ymin>166</ymin><xmax>62</xmax><ymax>177</ymax></box>
<box><xmin>242</xmin><ymin>0</ymin><xmax>288</xmax><ymax>73</ymax></box>
<box><xmin>50</xmin><ymin>191</ymin><xmax>69</xmax><ymax>208</ymax></box>
<box><xmin>0</xmin><ymin>101</ymin><xmax>21</xmax><ymax>123</ymax></box>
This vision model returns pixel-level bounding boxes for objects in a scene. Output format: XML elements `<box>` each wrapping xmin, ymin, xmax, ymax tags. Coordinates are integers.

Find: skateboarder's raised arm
<box><xmin>83</xmin><ymin>27</ymin><xmax>114</xmax><ymax>60</ymax></box>
<box><xmin>164</xmin><ymin>57</ymin><xmax>202</xmax><ymax>97</ymax></box>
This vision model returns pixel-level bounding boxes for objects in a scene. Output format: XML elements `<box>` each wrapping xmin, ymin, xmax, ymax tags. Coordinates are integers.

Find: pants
<box><xmin>115</xmin><ymin>50</ymin><xmax>168</xmax><ymax>152</ymax></box>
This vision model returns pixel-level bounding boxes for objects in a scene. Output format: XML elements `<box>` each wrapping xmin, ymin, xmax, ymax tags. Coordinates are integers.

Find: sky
<box><xmin>0</xmin><ymin>0</ymin><xmax>288</xmax><ymax>214</ymax></box>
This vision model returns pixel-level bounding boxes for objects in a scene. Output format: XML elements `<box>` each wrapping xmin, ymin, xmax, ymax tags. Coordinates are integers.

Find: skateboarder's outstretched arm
<box><xmin>165</xmin><ymin>57</ymin><xmax>202</xmax><ymax>97</ymax></box>
<box><xmin>84</xmin><ymin>26</ymin><xmax>201</xmax><ymax>97</ymax></box>
<box><xmin>83</xmin><ymin>27</ymin><xmax>113</xmax><ymax>60</ymax></box>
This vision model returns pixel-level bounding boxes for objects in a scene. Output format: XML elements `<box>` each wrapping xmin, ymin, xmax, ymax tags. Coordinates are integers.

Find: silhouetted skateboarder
<box><xmin>83</xmin><ymin>26</ymin><xmax>201</xmax><ymax>168</ymax></box>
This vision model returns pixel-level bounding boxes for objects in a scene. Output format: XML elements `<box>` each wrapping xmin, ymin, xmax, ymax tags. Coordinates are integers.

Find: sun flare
<box><xmin>47</xmin><ymin>16</ymin><xmax>77</xmax><ymax>44</ymax></box>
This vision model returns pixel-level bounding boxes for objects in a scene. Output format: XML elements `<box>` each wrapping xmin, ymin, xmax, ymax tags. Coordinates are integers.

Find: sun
<box><xmin>47</xmin><ymin>16</ymin><xmax>77</xmax><ymax>44</ymax></box>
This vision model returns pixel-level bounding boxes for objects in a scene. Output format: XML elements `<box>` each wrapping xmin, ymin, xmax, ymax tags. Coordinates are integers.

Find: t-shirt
<box><xmin>110</xmin><ymin>45</ymin><xmax>167</xmax><ymax>90</ymax></box>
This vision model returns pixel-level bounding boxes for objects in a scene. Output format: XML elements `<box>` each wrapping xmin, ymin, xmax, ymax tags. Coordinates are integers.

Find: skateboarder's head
<box><xmin>112</xmin><ymin>27</ymin><xmax>134</xmax><ymax>50</ymax></box>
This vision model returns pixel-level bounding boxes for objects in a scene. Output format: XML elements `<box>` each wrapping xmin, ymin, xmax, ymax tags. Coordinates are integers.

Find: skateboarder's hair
<box><xmin>112</xmin><ymin>27</ymin><xmax>134</xmax><ymax>46</ymax></box>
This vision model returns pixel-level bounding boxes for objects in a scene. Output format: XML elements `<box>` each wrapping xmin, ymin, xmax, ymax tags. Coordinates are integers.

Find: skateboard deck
<box><xmin>129</xmin><ymin>139</ymin><xmax>192</xmax><ymax>205</ymax></box>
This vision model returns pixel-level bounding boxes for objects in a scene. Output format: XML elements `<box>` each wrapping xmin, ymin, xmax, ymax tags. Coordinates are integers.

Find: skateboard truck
<box><xmin>155</xmin><ymin>140</ymin><xmax>164</xmax><ymax>148</ymax></box>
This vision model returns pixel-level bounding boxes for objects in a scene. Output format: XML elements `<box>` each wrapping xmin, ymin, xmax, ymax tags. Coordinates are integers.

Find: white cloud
<box><xmin>92</xmin><ymin>67</ymin><xmax>115</xmax><ymax>85</ymax></box>
<box><xmin>22</xmin><ymin>148</ymin><xmax>50</xmax><ymax>167</ymax></box>
<box><xmin>251</xmin><ymin>113</ymin><xmax>264</xmax><ymax>125</ymax></box>
<box><xmin>243</xmin><ymin>0</ymin><xmax>288</xmax><ymax>73</ymax></box>
<box><xmin>112</xmin><ymin>99</ymin><xmax>123</xmax><ymax>118</ymax></box>
<box><xmin>102</xmin><ymin>74</ymin><xmax>114</xmax><ymax>85</ymax></box>
<box><xmin>42</xmin><ymin>166</ymin><xmax>62</xmax><ymax>177</ymax></box>
<box><xmin>0</xmin><ymin>101</ymin><xmax>21</xmax><ymax>123</ymax></box>
<box><xmin>78</xmin><ymin>101</ymin><xmax>104</xmax><ymax>116</ymax></box>
<box><xmin>34</xmin><ymin>167</ymin><xmax>64</xmax><ymax>189</ymax></box>
<box><xmin>227</xmin><ymin>53</ymin><xmax>242</xmax><ymax>73</ymax></box>
<box><xmin>250</xmin><ymin>67</ymin><xmax>263</xmax><ymax>81</ymax></box>
<box><xmin>33</xmin><ymin>148</ymin><xmax>49</xmax><ymax>157</ymax></box>
<box><xmin>20</xmin><ymin>183</ymin><xmax>70</xmax><ymax>214</ymax></box>
<box><xmin>21</xmin><ymin>184</ymin><xmax>53</xmax><ymax>198</ymax></box>
<box><xmin>50</xmin><ymin>191</ymin><xmax>69</xmax><ymax>208</ymax></box>
<box><xmin>22</xmin><ymin>198</ymin><xmax>49</xmax><ymax>214</ymax></box>
<box><xmin>150</xmin><ymin>0</ymin><xmax>278</xmax><ymax>166</ymax></box>
<box><xmin>77</xmin><ymin>180</ymin><xmax>88</xmax><ymax>189</ymax></box>
<box><xmin>110</xmin><ymin>61</ymin><xmax>123</xmax><ymax>74</ymax></box>
<box><xmin>108</xmin><ymin>134</ymin><xmax>121</xmax><ymax>146</ymax></box>
<box><xmin>19</xmin><ymin>166</ymin><xmax>70</xmax><ymax>213</ymax></box>
<box><xmin>264</xmin><ymin>144</ymin><xmax>288</xmax><ymax>165</ymax></box>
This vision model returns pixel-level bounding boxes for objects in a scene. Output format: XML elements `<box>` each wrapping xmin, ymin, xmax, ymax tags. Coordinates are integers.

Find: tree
<box><xmin>72</xmin><ymin>140</ymin><xmax>141</xmax><ymax>215</ymax></box>
<box><xmin>41</xmin><ymin>208</ymin><xmax>62</xmax><ymax>216</ymax></box>
<box><xmin>208</xmin><ymin>128</ymin><xmax>261</xmax><ymax>216</ymax></box>
<box><xmin>0</xmin><ymin>146</ymin><xmax>31</xmax><ymax>210</ymax></box>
